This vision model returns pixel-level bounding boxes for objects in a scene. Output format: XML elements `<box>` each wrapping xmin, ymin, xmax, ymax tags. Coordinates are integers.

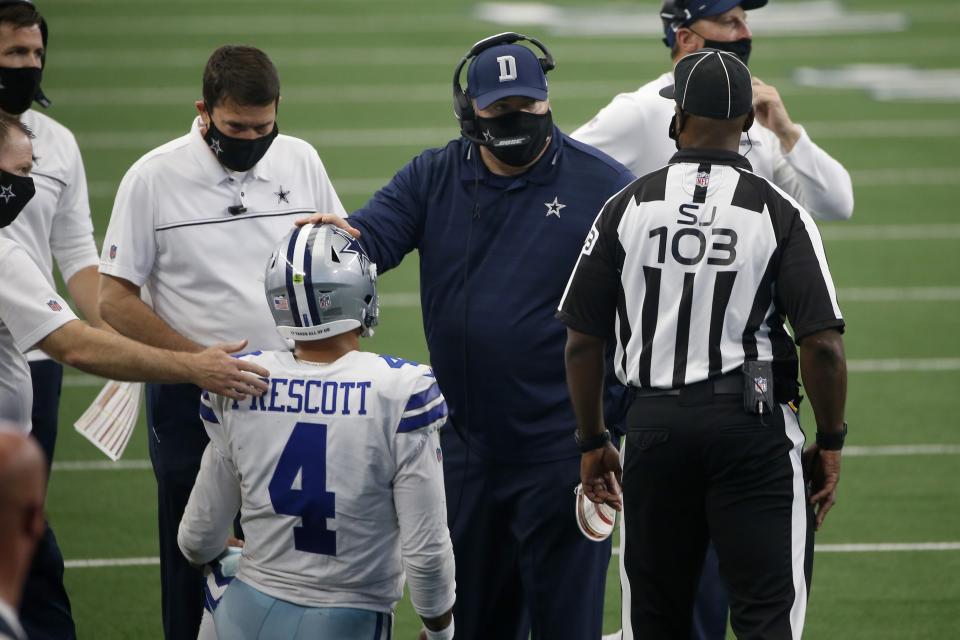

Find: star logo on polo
<box><xmin>209</xmin><ymin>138</ymin><xmax>223</xmax><ymax>156</ymax></box>
<box><xmin>482</xmin><ymin>130</ymin><xmax>495</xmax><ymax>142</ymax></box>
<box><xmin>544</xmin><ymin>196</ymin><xmax>566</xmax><ymax>218</ymax></box>
<box><xmin>0</xmin><ymin>185</ymin><xmax>15</xmax><ymax>203</ymax></box>
<box><xmin>275</xmin><ymin>185</ymin><xmax>290</xmax><ymax>205</ymax></box>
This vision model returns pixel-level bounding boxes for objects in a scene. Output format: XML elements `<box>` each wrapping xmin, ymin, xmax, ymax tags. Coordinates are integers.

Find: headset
<box><xmin>452</xmin><ymin>31</ymin><xmax>555</xmax><ymax>145</ymax></box>
<box><xmin>0</xmin><ymin>0</ymin><xmax>51</xmax><ymax>107</ymax></box>
<box><xmin>659</xmin><ymin>0</ymin><xmax>692</xmax><ymax>47</ymax></box>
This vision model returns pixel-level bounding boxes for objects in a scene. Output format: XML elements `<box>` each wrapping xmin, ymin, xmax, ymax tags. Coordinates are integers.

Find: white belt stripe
<box><xmin>781</xmin><ymin>404</ymin><xmax>809</xmax><ymax>639</ymax></box>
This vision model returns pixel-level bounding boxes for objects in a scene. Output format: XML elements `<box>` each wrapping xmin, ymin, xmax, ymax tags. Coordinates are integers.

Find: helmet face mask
<box><xmin>264</xmin><ymin>224</ymin><xmax>379</xmax><ymax>342</ymax></box>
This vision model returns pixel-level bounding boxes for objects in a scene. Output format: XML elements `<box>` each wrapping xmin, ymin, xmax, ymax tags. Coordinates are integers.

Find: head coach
<box><xmin>98</xmin><ymin>45</ymin><xmax>345</xmax><ymax>639</ymax></box>
<box><xmin>299</xmin><ymin>32</ymin><xmax>635</xmax><ymax>640</ymax></box>
<box><xmin>559</xmin><ymin>49</ymin><xmax>848</xmax><ymax>639</ymax></box>
<box><xmin>573</xmin><ymin>0</ymin><xmax>854</xmax><ymax>223</ymax></box>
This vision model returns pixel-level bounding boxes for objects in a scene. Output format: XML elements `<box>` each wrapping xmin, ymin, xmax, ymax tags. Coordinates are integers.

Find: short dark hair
<box><xmin>0</xmin><ymin>113</ymin><xmax>34</xmax><ymax>151</ymax></box>
<box><xmin>0</xmin><ymin>3</ymin><xmax>42</xmax><ymax>30</ymax></box>
<box><xmin>202</xmin><ymin>45</ymin><xmax>280</xmax><ymax>111</ymax></box>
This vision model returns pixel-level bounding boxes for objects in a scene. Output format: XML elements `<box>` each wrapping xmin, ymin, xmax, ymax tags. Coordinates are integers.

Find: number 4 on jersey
<box><xmin>268</xmin><ymin>422</ymin><xmax>337</xmax><ymax>556</ymax></box>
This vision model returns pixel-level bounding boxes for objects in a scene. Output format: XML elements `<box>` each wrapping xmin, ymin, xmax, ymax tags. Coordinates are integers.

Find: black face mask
<box><xmin>476</xmin><ymin>110</ymin><xmax>553</xmax><ymax>168</ymax></box>
<box><xmin>0</xmin><ymin>169</ymin><xmax>36</xmax><ymax>228</ymax></box>
<box><xmin>700</xmin><ymin>37</ymin><xmax>753</xmax><ymax>66</ymax></box>
<box><xmin>0</xmin><ymin>67</ymin><xmax>43</xmax><ymax>115</ymax></box>
<box><xmin>203</xmin><ymin>119</ymin><xmax>279</xmax><ymax>172</ymax></box>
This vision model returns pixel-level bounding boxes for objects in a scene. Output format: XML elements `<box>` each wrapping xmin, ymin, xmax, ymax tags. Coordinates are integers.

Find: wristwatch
<box><xmin>815</xmin><ymin>422</ymin><xmax>848</xmax><ymax>451</ymax></box>
<box><xmin>576</xmin><ymin>429</ymin><xmax>611</xmax><ymax>453</ymax></box>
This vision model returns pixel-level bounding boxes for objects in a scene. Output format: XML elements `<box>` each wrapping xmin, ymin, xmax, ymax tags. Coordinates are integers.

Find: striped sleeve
<box><xmin>397</xmin><ymin>376</ymin><xmax>448</xmax><ymax>434</ymax></box>
<box><xmin>198</xmin><ymin>391</ymin><xmax>220</xmax><ymax>425</ymax></box>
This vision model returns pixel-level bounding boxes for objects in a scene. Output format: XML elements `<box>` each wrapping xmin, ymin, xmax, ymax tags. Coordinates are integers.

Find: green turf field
<box><xmin>35</xmin><ymin>0</ymin><xmax>960</xmax><ymax>637</ymax></box>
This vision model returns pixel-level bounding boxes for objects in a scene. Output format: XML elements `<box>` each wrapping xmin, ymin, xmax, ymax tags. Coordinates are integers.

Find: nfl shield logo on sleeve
<box><xmin>47</xmin><ymin>299</ymin><xmax>62</xmax><ymax>312</ymax></box>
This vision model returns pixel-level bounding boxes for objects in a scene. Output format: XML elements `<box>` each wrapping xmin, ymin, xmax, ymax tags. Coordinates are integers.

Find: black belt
<box><xmin>632</xmin><ymin>371</ymin><xmax>742</xmax><ymax>399</ymax></box>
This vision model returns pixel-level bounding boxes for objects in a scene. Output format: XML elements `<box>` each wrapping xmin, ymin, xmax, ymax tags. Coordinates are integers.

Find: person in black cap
<box><xmin>574</xmin><ymin>0</ymin><xmax>854</xmax><ymax>223</ymax></box>
<box><xmin>559</xmin><ymin>48</ymin><xmax>848</xmax><ymax>639</ymax></box>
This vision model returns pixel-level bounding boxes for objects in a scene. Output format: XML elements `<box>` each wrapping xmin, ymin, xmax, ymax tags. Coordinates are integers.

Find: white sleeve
<box><xmin>50</xmin><ymin>135</ymin><xmax>99</xmax><ymax>283</ymax></box>
<box><xmin>0</xmin><ymin>242</ymin><xmax>78</xmax><ymax>352</ymax></box>
<box><xmin>177</xmin><ymin>441</ymin><xmax>240</xmax><ymax>566</ymax></box>
<box><xmin>772</xmin><ymin>125</ymin><xmax>854</xmax><ymax>222</ymax></box>
<box><xmin>312</xmin><ymin>148</ymin><xmax>347</xmax><ymax>217</ymax></box>
<box><xmin>98</xmin><ymin>168</ymin><xmax>157</xmax><ymax>286</ymax></box>
<box><xmin>392</xmin><ymin>375</ymin><xmax>455</xmax><ymax>618</ymax></box>
<box><xmin>572</xmin><ymin>94</ymin><xmax>665</xmax><ymax>178</ymax></box>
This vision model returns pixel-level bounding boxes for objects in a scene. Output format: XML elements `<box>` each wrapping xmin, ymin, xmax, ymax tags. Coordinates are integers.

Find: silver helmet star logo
<box><xmin>209</xmin><ymin>138</ymin><xmax>223</xmax><ymax>155</ymax></box>
<box><xmin>544</xmin><ymin>196</ymin><xmax>566</xmax><ymax>218</ymax></box>
<box><xmin>0</xmin><ymin>185</ymin><xmax>15</xmax><ymax>204</ymax></box>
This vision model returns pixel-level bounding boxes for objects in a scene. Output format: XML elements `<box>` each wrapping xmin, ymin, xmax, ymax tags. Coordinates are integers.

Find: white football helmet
<box><xmin>575</xmin><ymin>483</ymin><xmax>616</xmax><ymax>542</ymax></box>
<box><xmin>264</xmin><ymin>223</ymin><xmax>379</xmax><ymax>341</ymax></box>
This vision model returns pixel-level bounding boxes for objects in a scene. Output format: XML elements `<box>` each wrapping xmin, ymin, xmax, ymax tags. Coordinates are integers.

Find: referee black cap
<box><xmin>659</xmin><ymin>48</ymin><xmax>753</xmax><ymax>119</ymax></box>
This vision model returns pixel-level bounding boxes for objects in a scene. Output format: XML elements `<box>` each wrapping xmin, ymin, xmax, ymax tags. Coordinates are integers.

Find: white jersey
<box><xmin>178</xmin><ymin>350</ymin><xmax>456</xmax><ymax>618</ymax></box>
<box><xmin>99</xmin><ymin>118</ymin><xmax>346</xmax><ymax>351</ymax></box>
<box><xmin>0</xmin><ymin>110</ymin><xmax>96</xmax><ymax>362</ymax></box>
<box><xmin>0</xmin><ymin>238</ymin><xmax>77</xmax><ymax>432</ymax></box>
<box><xmin>573</xmin><ymin>71</ymin><xmax>854</xmax><ymax>221</ymax></box>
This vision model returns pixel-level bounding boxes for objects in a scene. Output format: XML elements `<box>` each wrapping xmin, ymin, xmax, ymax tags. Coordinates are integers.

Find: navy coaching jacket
<box><xmin>350</xmin><ymin>126</ymin><xmax>635</xmax><ymax>463</ymax></box>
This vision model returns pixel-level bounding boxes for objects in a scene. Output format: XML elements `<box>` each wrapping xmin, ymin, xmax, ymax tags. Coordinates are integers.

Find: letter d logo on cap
<box><xmin>497</xmin><ymin>55</ymin><xmax>517</xmax><ymax>82</ymax></box>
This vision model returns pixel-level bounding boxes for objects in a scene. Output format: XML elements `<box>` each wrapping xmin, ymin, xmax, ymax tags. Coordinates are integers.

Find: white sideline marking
<box><xmin>844</xmin><ymin>444</ymin><xmax>960</xmax><ymax>457</ymax></box>
<box><xmin>837</xmin><ymin>287</ymin><xmax>960</xmax><ymax>302</ymax></box>
<box><xmin>821</xmin><ymin>223</ymin><xmax>960</xmax><ymax>240</ymax></box>
<box><xmin>51</xmin><ymin>444</ymin><xmax>960</xmax><ymax>475</ymax></box>
<box><xmin>848</xmin><ymin>358</ymin><xmax>960</xmax><ymax>372</ymax></box>
<box><xmin>77</xmin><ymin>122</ymin><xmax>959</xmax><ymax>151</ymax></box>
<box><xmin>851</xmin><ymin>168</ymin><xmax>960</xmax><ymax>187</ymax></box>
<box><xmin>67</xmin><ymin>542</ymin><xmax>960</xmax><ymax>568</ymax></box>
<box><xmin>52</xmin><ymin>459</ymin><xmax>152</xmax><ymax>471</ymax></box>
<box><xmin>65</xmin><ymin>557</ymin><xmax>160</xmax><ymax>569</ymax></box>
<box><xmin>62</xmin><ymin>357</ymin><xmax>960</xmax><ymax>390</ymax></box>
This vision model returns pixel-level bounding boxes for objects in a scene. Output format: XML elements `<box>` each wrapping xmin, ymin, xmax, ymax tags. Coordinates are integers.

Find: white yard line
<box><xmin>65</xmin><ymin>557</ymin><xmax>160</xmax><ymax>569</ymax></box>
<box><xmin>62</xmin><ymin>356</ymin><xmax>960</xmax><ymax>391</ymax></box>
<box><xmin>52</xmin><ymin>443</ymin><xmax>960</xmax><ymax>475</ymax></box>
<box><xmin>837</xmin><ymin>287</ymin><xmax>960</xmax><ymax>302</ymax></box>
<box><xmin>820</xmin><ymin>223</ymin><xmax>960</xmax><ymax>241</ymax></box>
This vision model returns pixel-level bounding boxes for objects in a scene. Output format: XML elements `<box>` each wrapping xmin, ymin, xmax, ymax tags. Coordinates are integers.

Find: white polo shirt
<box><xmin>0</xmin><ymin>238</ymin><xmax>77</xmax><ymax>432</ymax></box>
<box><xmin>573</xmin><ymin>71</ymin><xmax>855</xmax><ymax>221</ymax></box>
<box><xmin>99</xmin><ymin>118</ymin><xmax>346</xmax><ymax>351</ymax></box>
<box><xmin>0</xmin><ymin>109</ymin><xmax>97</xmax><ymax>362</ymax></box>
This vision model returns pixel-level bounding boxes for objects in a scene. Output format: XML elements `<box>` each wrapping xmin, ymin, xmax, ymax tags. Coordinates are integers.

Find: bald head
<box><xmin>0</xmin><ymin>427</ymin><xmax>45</xmax><ymax>525</ymax></box>
<box><xmin>0</xmin><ymin>426</ymin><xmax>46</xmax><ymax>608</ymax></box>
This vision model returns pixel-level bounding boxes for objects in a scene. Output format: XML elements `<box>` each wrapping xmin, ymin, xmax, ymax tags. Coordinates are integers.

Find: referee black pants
<box><xmin>622</xmin><ymin>389</ymin><xmax>814</xmax><ymax>640</ymax></box>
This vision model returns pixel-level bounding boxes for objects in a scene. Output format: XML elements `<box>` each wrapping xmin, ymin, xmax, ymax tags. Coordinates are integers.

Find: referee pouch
<box><xmin>742</xmin><ymin>361</ymin><xmax>775</xmax><ymax>415</ymax></box>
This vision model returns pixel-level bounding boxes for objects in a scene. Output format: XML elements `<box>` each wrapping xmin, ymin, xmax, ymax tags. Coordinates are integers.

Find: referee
<box><xmin>558</xmin><ymin>49</ymin><xmax>847</xmax><ymax>638</ymax></box>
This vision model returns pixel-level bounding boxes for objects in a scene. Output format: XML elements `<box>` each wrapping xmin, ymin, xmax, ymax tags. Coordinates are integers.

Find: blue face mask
<box><xmin>0</xmin><ymin>169</ymin><xmax>36</xmax><ymax>228</ymax></box>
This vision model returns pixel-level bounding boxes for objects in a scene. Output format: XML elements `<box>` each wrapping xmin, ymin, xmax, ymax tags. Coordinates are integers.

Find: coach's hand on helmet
<box><xmin>752</xmin><ymin>76</ymin><xmax>802</xmax><ymax>153</ymax></box>
<box><xmin>295</xmin><ymin>213</ymin><xmax>361</xmax><ymax>239</ymax></box>
<box><xmin>184</xmin><ymin>339</ymin><xmax>270</xmax><ymax>400</ymax></box>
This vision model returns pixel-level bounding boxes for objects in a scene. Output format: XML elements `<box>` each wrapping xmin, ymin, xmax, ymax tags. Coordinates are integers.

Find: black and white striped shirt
<box><xmin>558</xmin><ymin>148</ymin><xmax>844</xmax><ymax>389</ymax></box>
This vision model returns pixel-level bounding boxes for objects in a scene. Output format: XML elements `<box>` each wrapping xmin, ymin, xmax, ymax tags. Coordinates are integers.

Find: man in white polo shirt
<box><xmin>98</xmin><ymin>44</ymin><xmax>346</xmax><ymax>640</ymax></box>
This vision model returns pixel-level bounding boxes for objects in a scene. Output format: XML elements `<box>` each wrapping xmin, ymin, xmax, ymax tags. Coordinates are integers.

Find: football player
<box><xmin>178</xmin><ymin>224</ymin><xmax>456</xmax><ymax>640</ymax></box>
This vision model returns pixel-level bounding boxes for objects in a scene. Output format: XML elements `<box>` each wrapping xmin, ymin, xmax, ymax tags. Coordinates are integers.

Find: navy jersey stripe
<box><xmin>198</xmin><ymin>402</ymin><xmax>219</xmax><ymax>424</ymax></box>
<box><xmin>397</xmin><ymin>402</ymin><xmax>448</xmax><ymax>433</ymax></box>
<box><xmin>285</xmin><ymin>226</ymin><xmax>304</xmax><ymax>326</ymax></box>
<box><xmin>405</xmin><ymin>382</ymin><xmax>441</xmax><ymax>412</ymax></box>
<box><xmin>302</xmin><ymin>225</ymin><xmax>322</xmax><ymax>326</ymax></box>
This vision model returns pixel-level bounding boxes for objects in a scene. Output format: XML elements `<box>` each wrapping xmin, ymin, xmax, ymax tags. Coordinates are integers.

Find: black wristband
<box><xmin>816</xmin><ymin>422</ymin><xmax>847</xmax><ymax>451</ymax></box>
<box><xmin>576</xmin><ymin>429</ymin><xmax>611</xmax><ymax>453</ymax></box>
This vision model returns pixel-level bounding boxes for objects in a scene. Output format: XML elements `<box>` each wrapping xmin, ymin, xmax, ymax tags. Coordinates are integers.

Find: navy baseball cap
<box><xmin>662</xmin><ymin>0</ymin><xmax>768</xmax><ymax>47</ymax></box>
<box><xmin>466</xmin><ymin>43</ymin><xmax>548</xmax><ymax>110</ymax></box>
<box><xmin>659</xmin><ymin>49</ymin><xmax>753</xmax><ymax>119</ymax></box>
